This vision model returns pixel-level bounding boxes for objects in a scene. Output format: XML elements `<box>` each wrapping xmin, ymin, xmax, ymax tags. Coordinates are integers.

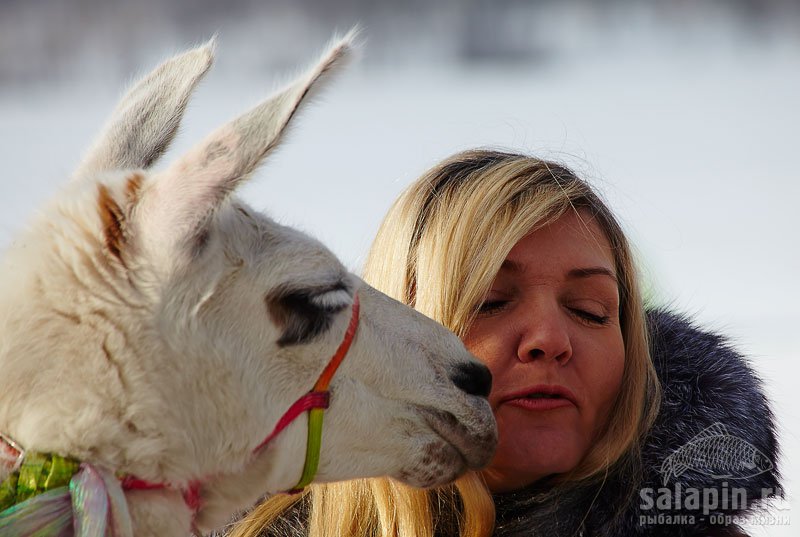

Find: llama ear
<box><xmin>74</xmin><ymin>39</ymin><xmax>215</xmax><ymax>179</ymax></box>
<box><xmin>143</xmin><ymin>30</ymin><xmax>356</xmax><ymax>254</ymax></box>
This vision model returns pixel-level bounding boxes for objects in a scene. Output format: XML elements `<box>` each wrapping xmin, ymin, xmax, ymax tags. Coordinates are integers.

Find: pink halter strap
<box><xmin>251</xmin><ymin>391</ymin><xmax>330</xmax><ymax>453</ymax></box>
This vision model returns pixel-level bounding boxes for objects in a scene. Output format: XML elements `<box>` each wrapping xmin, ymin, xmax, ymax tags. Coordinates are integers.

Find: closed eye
<box><xmin>309</xmin><ymin>287</ymin><xmax>351</xmax><ymax>312</ymax></box>
<box><xmin>567</xmin><ymin>307</ymin><xmax>610</xmax><ymax>326</ymax></box>
<box><xmin>266</xmin><ymin>282</ymin><xmax>352</xmax><ymax>346</ymax></box>
<box><xmin>476</xmin><ymin>300</ymin><xmax>509</xmax><ymax>315</ymax></box>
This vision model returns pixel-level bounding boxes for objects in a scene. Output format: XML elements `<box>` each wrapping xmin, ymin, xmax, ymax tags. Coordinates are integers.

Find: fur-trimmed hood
<box><xmin>493</xmin><ymin>309</ymin><xmax>781</xmax><ymax>536</ymax></box>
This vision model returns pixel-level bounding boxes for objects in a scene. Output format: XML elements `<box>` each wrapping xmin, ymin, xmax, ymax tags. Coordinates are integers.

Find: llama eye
<box><xmin>309</xmin><ymin>288</ymin><xmax>351</xmax><ymax>312</ymax></box>
<box><xmin>266</xmin><ymin>283</ymin><xmax>351</xmax><ymax>346</ymax></box>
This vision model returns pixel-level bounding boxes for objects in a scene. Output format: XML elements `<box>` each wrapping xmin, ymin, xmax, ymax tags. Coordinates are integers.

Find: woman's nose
<box><xmin>516</xmin><ymin>310</ymin><xmax>572</xmax><ymax>365</ymax></box>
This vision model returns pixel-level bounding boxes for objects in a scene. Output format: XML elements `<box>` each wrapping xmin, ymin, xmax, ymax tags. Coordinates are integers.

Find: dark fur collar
<box><xmin>493</xmin><ymin>309</ymin><xmax>781</xmax><ymax>536</ymax></box>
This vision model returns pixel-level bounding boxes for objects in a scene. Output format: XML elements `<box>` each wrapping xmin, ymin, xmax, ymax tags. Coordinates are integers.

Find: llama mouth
<box><xmin>420</xmin><ymin>407</ymin><xmax>496</xmax><ymax>470</ymax></box>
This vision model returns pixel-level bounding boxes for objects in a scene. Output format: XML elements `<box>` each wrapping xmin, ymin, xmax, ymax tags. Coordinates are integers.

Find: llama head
<box><xmin>0</xmin><ymin>32</ymin><xmax>497</xmax><ymax>534</ymax></box>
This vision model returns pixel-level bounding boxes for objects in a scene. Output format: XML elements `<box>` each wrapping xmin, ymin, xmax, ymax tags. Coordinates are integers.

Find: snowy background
<box><xmin>1</xmin><ymin>0</ymin><xmax>797</xmax><ymax>533</ymax></box>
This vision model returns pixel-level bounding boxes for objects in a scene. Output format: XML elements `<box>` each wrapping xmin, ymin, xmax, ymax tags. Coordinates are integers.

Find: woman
<box><xmin>230</xmin><ymin>150</ymin><xmax>779</xmax><ymax>537</ymax></box>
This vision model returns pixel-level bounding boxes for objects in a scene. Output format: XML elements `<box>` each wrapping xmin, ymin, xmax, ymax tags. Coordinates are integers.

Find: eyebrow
<box><xmin>499</xmin><ymin>259</ymin><xmax>524</xmax><ymax>274</ymax></box>
<box><xmin>499</xmin><ymin>260</ymin><xmax>617</xmax><ymax>283</ymax></box>
<box><xmin>567</xmin><ymin>267</ymin><xmax>618</xmax><ymax>283</ymax></box>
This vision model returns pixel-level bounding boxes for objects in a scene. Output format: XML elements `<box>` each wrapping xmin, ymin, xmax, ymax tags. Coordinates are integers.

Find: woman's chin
<box><xmin>483</xmin><ymin>422</ymin><xmax>586</xmax><ymax>493</ymax></box>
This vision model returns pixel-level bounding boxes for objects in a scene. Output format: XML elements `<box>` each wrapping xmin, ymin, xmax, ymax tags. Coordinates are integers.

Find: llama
<box><xmin>0</xmin><ymin>33</ymin><xmax>497</xmax><ymax>535</ymax></box>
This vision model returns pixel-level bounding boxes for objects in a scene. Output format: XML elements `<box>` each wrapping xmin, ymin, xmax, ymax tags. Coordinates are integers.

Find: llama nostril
<box><xmin>450</xmin><ymin>361</ymin><xmax>492</xmax><ymax>398</ymax></box>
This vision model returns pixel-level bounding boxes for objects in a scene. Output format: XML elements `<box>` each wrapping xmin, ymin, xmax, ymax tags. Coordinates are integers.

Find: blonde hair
<box><xmin>230</xmin><ymin>149</ymin><xmax>661</xmax><ymax>537</ymax></box>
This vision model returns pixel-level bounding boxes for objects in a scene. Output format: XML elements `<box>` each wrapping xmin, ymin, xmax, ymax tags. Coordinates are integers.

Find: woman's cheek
<box><xmin>585</xmin><ymin>334</ymin><xmax>625</xmax><ymax>438</ymax></box>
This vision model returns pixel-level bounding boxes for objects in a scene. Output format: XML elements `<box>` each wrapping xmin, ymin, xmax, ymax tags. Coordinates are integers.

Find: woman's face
<box><xmin>464</xmin><ymin>210</ymin><xmax>625</xmax><ymax>493</ymax></box>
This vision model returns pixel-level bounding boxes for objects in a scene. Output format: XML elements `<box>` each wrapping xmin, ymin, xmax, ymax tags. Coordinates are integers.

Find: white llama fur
<box><xmin>0</xmin><ymin>32</ymin><xmax>497</xmax><ymax>535</ymax></box>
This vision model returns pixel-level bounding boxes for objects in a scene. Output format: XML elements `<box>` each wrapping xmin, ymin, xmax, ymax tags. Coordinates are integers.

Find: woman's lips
<box><xmin>499</xmin><ymin>384</ymin><xmax>578</xmax><ymax>411</ymax></box>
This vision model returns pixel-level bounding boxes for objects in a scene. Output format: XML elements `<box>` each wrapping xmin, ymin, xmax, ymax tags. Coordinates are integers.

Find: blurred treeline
<box><xmin>1</xmin><ymin>0</ymin><xmax>798</xmax><ymax>85</ymax></box>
